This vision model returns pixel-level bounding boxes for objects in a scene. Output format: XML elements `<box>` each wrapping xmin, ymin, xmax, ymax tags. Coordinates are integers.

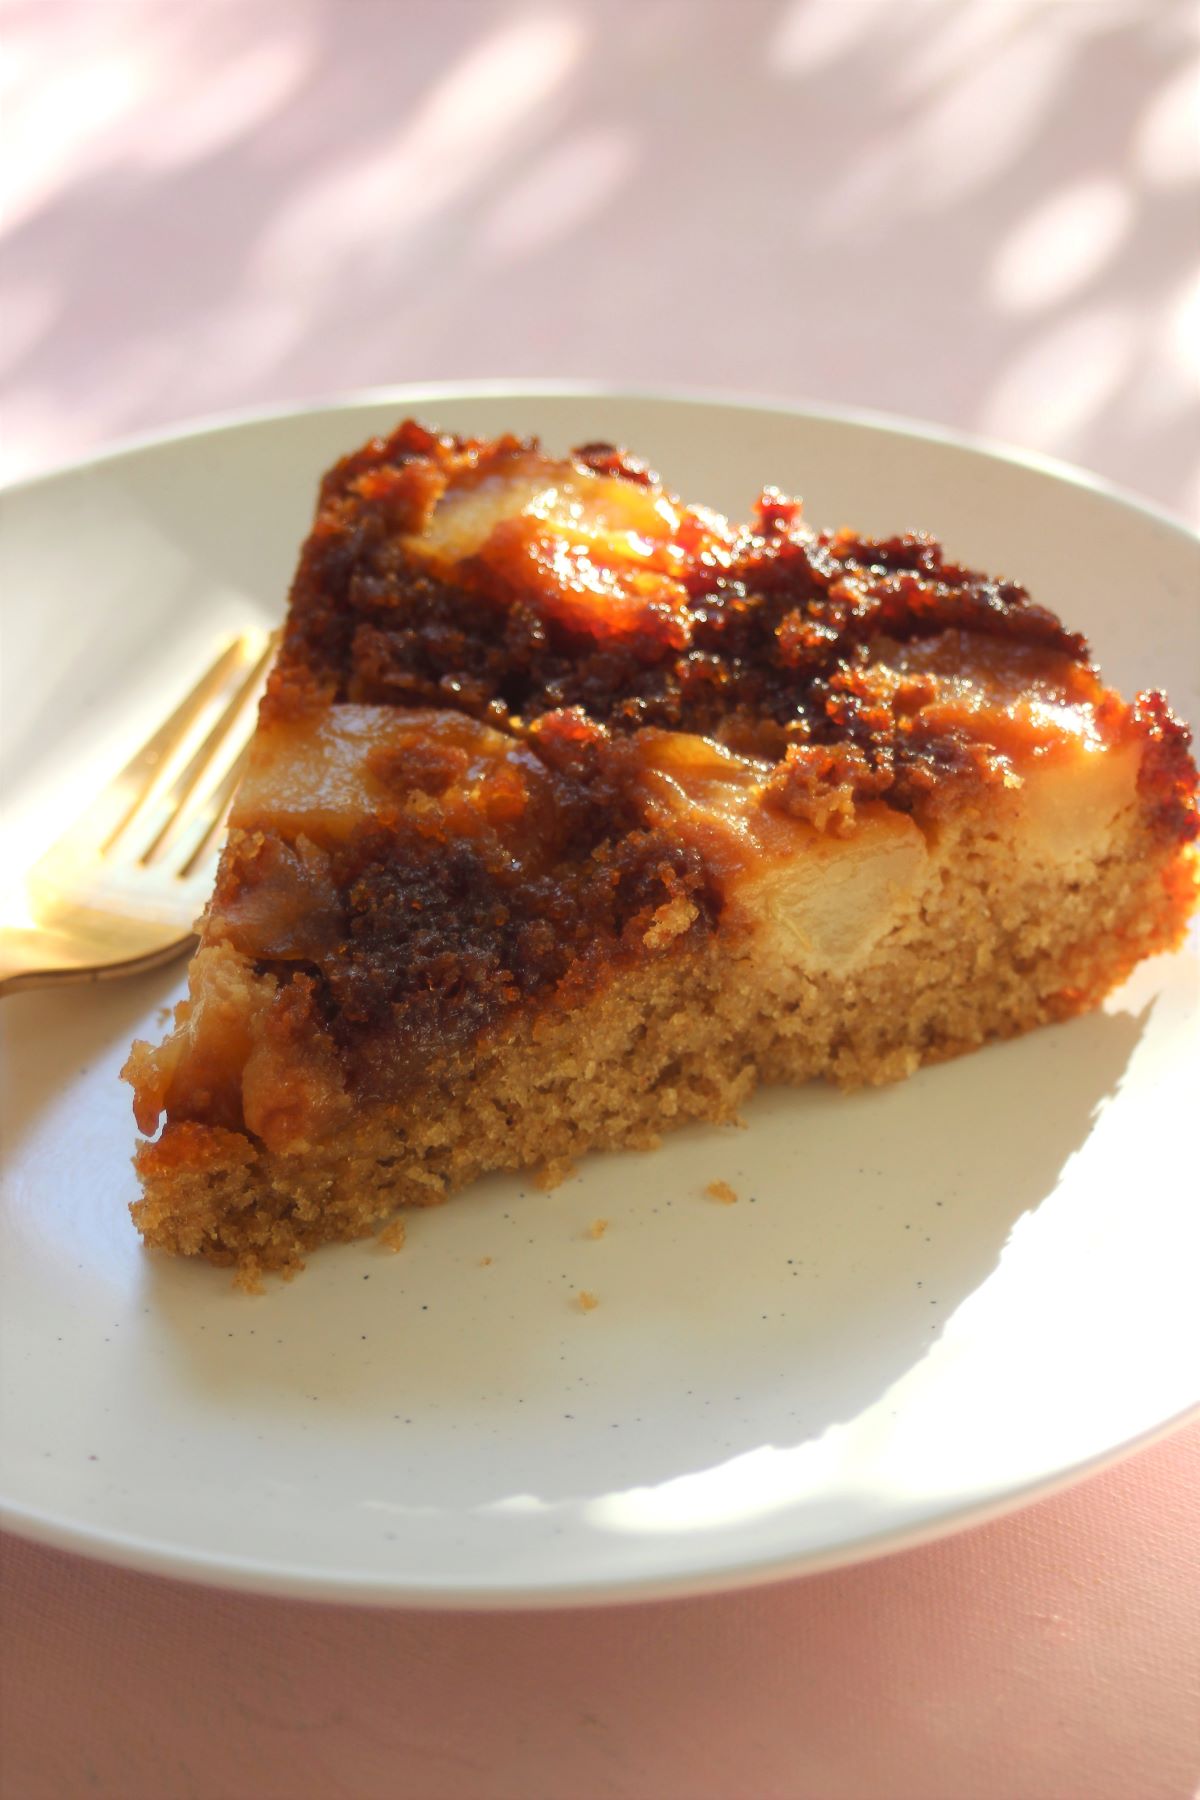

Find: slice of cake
<box><xmin>123</xmin><ymin>421</ymin><xmax>1199</xmax><ymax>1280</ymax></box>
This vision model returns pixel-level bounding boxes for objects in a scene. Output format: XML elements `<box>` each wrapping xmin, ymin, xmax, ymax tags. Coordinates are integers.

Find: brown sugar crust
<box><xmin>273</xmin><ymin>422</ymin><xmax>1096</xmax><ymax>792</ymax></box>
<box><xmin>212</xmin><ymin>710</ymin><xmax>718</xmax><ymax>1091</ymax></box>
<box><xmin>270</xmin><ymin>422</ymin><xmax>1198</xmax><ymax>832</ymax></box>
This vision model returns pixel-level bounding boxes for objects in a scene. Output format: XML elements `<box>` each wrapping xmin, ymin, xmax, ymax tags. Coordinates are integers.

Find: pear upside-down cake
<box><xmin>123</xmin><ymin>421</ymin><xmax>1200</xmax><ymax>1281</ymax></box>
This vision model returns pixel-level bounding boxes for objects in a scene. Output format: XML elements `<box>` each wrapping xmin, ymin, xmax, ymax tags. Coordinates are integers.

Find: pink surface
<box><xmin>3</xmin><ymin>1430</ymin><xmax>1199</xmax><ymax>1800</ymax></box>
<box><xmin>2</xmin><ymin>4</ymin><xmax>1198</xmax><ymax>1796</ymax></box>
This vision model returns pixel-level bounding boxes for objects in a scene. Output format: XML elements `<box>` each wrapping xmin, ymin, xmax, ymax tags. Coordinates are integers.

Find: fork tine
<box><xmin>9</xmin><ymin>632</ymin><xmax>279</xmax><ymax>998</ymax></box>
<box><xmin>138</xmin><ymin>637</ymin><xmax>275</xmax><ymax>866</ymax></box>
<box><xmin>99</xmin><ymin>636</ymin><xmax>252</xmax><ymax>853</ymax></box>
<box><xmin>175</xmin><ymin>740</ymin><xmax>252</xmax><ymax>880</ymax></box>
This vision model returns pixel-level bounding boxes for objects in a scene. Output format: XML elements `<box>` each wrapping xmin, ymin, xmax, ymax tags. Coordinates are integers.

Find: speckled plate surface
<box><xmin>2</xmin><ymin>386</ymin><xmax>1197</xmax><ymax>1606</ymax></box>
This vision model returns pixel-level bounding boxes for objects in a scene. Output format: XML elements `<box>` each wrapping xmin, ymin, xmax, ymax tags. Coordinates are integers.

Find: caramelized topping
<box><xmin>270</xmin><ymin>420</ymin><xmax>1117</xmax><ymax>821</ymax></box>
<box><xmin>217</xmin><ymin>708</ymin><xmax>719</xmax><ymax>1089</ymax></box>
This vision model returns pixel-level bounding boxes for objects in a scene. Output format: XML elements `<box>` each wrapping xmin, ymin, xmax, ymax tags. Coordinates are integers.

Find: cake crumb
<box><xmin>705</xmin><ymin>1179</ymin><xmax>739</xmax><ymax>1205</ymax></box>
<box><xmin>588</xmin><ymin>1218</ymin><xmax>608</xmax><ymax>1239</ymax></box>
<box><xmin>642</xmin><ymin>893</ymin><xmax>698</xmax><ymax>950</ymax></box>
<box><xmin>480</xmin><ymin>1255</ymin><xmax>494</xmax><ymax>1266</ymax></box>
<box><xmin>233</xmin><ymin>1263</ymin><xmax>266</xmax><ymax>1296</ymax></box>
<box><xmin>379</xmin><ymin>1219</ymin><xmax>407</xmax><ymax>1253</ymax></box>
<box><xmin>575</xmin><ymin>1290</ymin><xmax>599</xmax><ymax>1312</ymax></box>
<box><xmin>535</xmin><ymin>1156</ymin><xmax>576</xmax><ymax>1191</ymax></box>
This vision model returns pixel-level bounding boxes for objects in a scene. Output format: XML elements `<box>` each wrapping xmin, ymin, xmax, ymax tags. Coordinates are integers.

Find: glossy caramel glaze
<box><xmin>267</xmin><ymin>423</ymin><xmax>1194</xmax><ymax>830</ymax></box>
<box><xmin>274</xmin><ymin>423</ymin><xmax>1103</xmax><ymax>795</ymax></box>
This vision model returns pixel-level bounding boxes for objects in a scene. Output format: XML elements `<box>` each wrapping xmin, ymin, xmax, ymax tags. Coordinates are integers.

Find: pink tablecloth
<box><xmin>3</xmin><ymin>1429</ymin><xmax>1199</xmax><ymax>1800</ymax></box>
<box><xmin>2</xmin><ymin>5</ymin><xmax>1198</xmax><ymax>1796</ymax></box>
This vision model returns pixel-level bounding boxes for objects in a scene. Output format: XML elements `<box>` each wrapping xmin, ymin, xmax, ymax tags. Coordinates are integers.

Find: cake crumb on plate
<box><xmin>705</xmin><ymin>1179</ymin><xmax>739</xmax><ymax>1205</ymax></box>
<box><xmin>535</xmin><ymin>1157</ymin><xmax>577</xmax><ymax>1191</ymax></box>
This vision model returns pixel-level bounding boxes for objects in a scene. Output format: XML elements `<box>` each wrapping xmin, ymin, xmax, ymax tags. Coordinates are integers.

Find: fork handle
<box><xmin>0</xmin><ymin>927</ymin><xmax>192</xmax><ymax>997</ymax></box>
<box><xmin>0</xmin><ymin>927</ymin><xmax>70</xmax><ymax>996</ymax></box>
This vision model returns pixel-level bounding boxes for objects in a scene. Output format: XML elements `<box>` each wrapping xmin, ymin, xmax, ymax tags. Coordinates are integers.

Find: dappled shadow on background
<box><xmin>1</xmin><ymin>0</ymin><xmax>1197</xmax><ymax>514</ymax></box>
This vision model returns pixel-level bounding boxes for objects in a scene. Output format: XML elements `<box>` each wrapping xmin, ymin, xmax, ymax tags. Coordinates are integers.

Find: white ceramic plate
<box><xmin>2</xmin><ymin>386</ymin><xmax>1197</xmax><ymax>1608</ymax></box>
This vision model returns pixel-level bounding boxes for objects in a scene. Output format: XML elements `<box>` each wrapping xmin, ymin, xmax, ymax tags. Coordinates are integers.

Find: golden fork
<box><xmin>0</xmin><ymin>631</ymin><xmax>275</xmax><ymax>997</ymax></box>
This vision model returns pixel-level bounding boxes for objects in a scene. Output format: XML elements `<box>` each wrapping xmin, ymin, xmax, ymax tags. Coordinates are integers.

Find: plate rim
<box><xmin>2</xmin><ymin>383</ymin><xmax>1197</xmax><ymax>1608</ymax></box>
<box><xmin>2</xmin><ymin>375</ymin><xmax>1198</xmax><ymax>555</ymax></box>
<box><xmin>3</xmin><ymin>1397</ymin><xmax>1196</xmax><ymax>1609</ymax></box>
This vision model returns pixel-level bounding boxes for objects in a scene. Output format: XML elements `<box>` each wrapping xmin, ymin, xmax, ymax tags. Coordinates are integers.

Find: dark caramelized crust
<box><xmin>1127</xmin><ymin>689</ymin><xmax>1200</xmax><ymax>839</ymax></box>
<box><xmin>272</xmin><ymin>421</ymin><xmax>1111</xmax><ymax>819</ymax></box>
<box><xmin>209</xmin><ymin>710</ymin><xmax>717</xmax><ymax>1096</ymax></box>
